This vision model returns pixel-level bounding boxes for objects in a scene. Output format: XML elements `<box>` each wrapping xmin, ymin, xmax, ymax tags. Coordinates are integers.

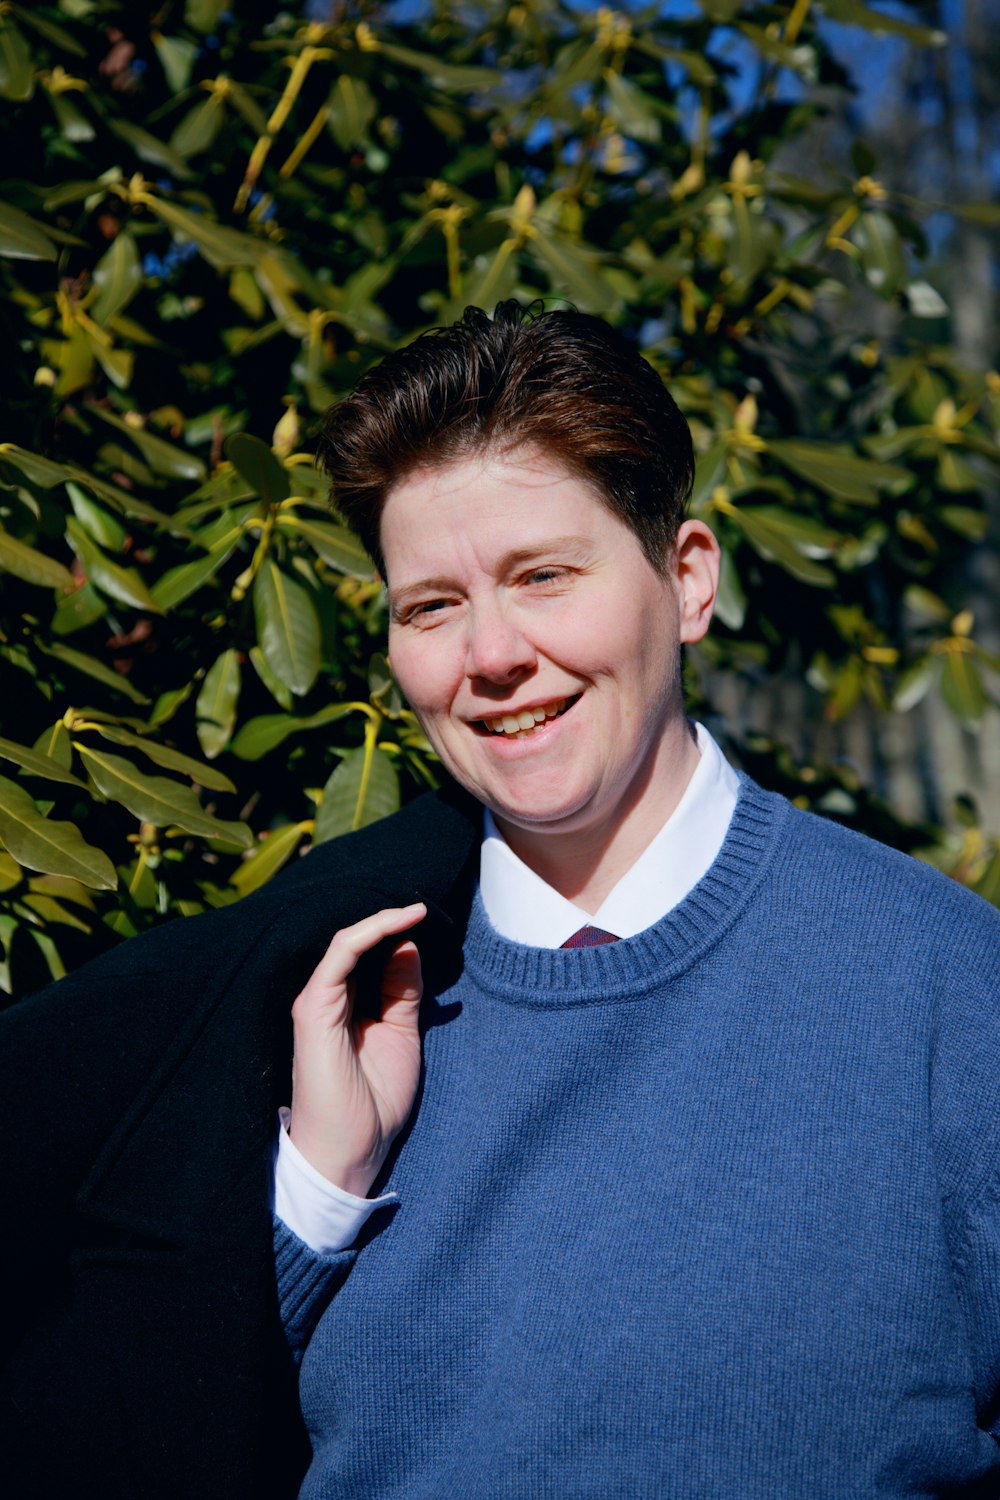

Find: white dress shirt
<box><xmin>274</xmin><ymin>723</ymin><xmax>741</xmax><ymax>1251</ymax></box>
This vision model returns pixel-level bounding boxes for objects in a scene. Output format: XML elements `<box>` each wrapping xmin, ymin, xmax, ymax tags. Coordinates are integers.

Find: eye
<box><xmin>522</xmin><ymin>565</ymin><xmax>572</xmax><ymax>589</ymax></box>
<box><xmin>398</xmin><ymin>596</ymin><xmax>456</xmax><ymax>626</ymax></box>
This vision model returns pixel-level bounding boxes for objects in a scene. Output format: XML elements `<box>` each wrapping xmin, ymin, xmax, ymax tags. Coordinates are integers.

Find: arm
<box><xmin>272</xmin><ymin>903</ymin><xmax>426</xmax><ymax>1355</ymax></box>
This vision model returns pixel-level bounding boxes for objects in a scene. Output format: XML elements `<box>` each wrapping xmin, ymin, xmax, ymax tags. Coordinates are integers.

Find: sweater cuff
<box><xmin>273</xmin><ymin>1213</ymin><xmax>356</xmax><ymax>1361</ymax></box>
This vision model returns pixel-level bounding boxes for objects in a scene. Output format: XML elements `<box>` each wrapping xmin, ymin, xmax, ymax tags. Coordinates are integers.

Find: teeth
<box><xmin>483</xmin><ymin>697</ymin><xmax>568</xmax><ymax>735</ymax></box>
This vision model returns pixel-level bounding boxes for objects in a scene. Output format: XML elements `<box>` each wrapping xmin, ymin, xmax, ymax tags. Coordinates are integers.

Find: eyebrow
<box><xmin>387</xmin><ymin>535</ymin><xmax>594</xmax><ymax>614</ymax></box>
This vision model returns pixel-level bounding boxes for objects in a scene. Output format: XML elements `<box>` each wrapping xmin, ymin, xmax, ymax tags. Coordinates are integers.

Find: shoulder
<box><xmin>745</xmin><ymin>775</ymin><xmax>1000</xmax><ymax>952</ymax></box>
<box><xmin>742</xmin><ymin>778</ymin><xmax>1000</xmax><ymax>1204</ymax></box>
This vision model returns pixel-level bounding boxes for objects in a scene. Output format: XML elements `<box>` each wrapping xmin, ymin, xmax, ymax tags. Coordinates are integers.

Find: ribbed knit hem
<box><xmin>462</xmin><ymin>775</ymin><xmax>787</xmax><ymax>1006</ymax></box>
<box><xmin>273</xmin><ymin>1214</ymin><xmax>356</xmax><ymax>1361</ymax></box>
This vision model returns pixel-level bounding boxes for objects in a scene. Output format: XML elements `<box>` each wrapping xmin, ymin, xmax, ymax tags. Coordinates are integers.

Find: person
<box><xmin>3</xmin><ymin>302</ymin><xmax>999</xmax><ymax>1500</ymax></box>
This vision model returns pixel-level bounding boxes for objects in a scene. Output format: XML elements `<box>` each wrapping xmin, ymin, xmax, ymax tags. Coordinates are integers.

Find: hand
<box><xmin>288</xmin><ymin>902</ymin><xmax>426</xmax><ymax>1197</ymax></box>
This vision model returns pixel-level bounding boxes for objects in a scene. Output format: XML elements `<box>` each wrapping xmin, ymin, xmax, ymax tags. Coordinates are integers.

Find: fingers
<box><xmin>302</xmin><ymin>902</ymin><xmax>427</xmax><ymax>996</ymax></box>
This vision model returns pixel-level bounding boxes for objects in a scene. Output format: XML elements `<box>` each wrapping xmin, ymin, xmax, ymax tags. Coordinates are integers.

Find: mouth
<box><xmin>475</xmin><ymin>694</ymin><xmax>579</xmax><ymax>739</ymax></box>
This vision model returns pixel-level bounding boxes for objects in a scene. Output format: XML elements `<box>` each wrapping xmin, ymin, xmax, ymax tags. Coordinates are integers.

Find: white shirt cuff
<box><xmin>273</xmin><ymin>1107</ymin><xmax>399</xmax><ymax>1254</ymax></box>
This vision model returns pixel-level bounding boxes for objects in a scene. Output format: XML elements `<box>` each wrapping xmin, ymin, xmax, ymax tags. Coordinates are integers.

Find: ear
<box><xmin>672</xmin><ymin>520</ymin><xmax>721</xmax><ymax>645</ymax></box>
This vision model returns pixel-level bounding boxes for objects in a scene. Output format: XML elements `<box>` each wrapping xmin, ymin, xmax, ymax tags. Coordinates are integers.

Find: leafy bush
<box><xmin>1</xmin><ymin>0</ymin><xmax>998</xmax><ymax>997</ymax></box>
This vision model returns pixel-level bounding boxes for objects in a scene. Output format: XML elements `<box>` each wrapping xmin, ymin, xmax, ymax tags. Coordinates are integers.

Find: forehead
<box><xmin>379</xmin><ymin>448</ymin><xmax>623</xmax><ymax>581</ymax></box>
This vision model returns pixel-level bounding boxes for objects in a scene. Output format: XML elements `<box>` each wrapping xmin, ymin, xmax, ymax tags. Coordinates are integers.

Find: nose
<box><xmin>465</xmin><ymin>599</ymin><xmax>537</xmax><ymax>685</ymax></box>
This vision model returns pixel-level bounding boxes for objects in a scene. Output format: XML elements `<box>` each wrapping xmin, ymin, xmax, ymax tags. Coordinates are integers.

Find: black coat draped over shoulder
<box><xmin>0</xmin><ymin>786</ymin><xmax>480</xmax><ymax>1500</ymax></box>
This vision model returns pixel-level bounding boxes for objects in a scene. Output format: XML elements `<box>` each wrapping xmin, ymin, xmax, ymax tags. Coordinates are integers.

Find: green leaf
<box><xmin>736</xmin><ymin>504</ymin><xmax>842</xmax><ymax>557</ymax></box>
<box><xmin>21</xmin><ymin>892</ymin><xmax>92</xmax><ymax>934</ymax></box>
<box><xmin>75</xmin><ymin>745</ymin><xmax>251</xmax><ymax>848</ymax></box>
<box><xmin>461</xmin><ymin>239</ymin><xmax>521</xmax><ymax>316</ymax></box>
<box><xmin>853</xmin><ymin>210</ymin><xmax>908</xmax><ymax>298</ymax></box>
<box><xmin>33</xmin><ymin>721</ymin><xmax>73</xmax><ymax>769</ymax></box>
<box><xmin>169</xmin><ymin>93</ymin><xmax>226</xmax><ymax>158</ymax></box>
<box><xmin>85</xmin><ymin>406</ymin><xmax>206</xmax><ymax>482</ymax></box>
<box><xmin>637</xmin><ymin>41</ymin><xmax>715</xmax><ymax>86</ymax></box>
<box><xmin>0</xmin><ymin>443</ymin><xmax>74</xmax><ymax>488</ymax></box>
<box><xmin>196</xmin><ymin>649</ymin><xmax>241</xmax><ymax>760</ymax></box>
<box><xmin>225</xmin><ymin>432</ymin><xmax>290</xmax><ymax>504</ymax></box>
<box><xmin>938</xmin><ymin>503</ymin><xmax>988</xmax><ymax>540</ymax></box>
<box><xmin>0</xmin><ymin>774</ymin><xmax>116</xmax><ymax>889</ymax></box>
<box><xmin>143</xmin><ymin>195</ymin><xmax>265</xmax><ymax>270</ymax></box>
<box><xmin>65</xmin><ymin>518</ymin><xmax>162</xmax><ymax>614</ymax></box>
<box><xmin>892</xmin><ymin>655</ymin><xmax>936</xmax><ymax>712</ymax></box>
<box><xmin>0</xmin><ymin>446</ymin><xmax>175</xmax><ymax>528</ymax></box>
<box><xmin>185</xmin><ymin>0</ymin><xmax>229</xmax><ymax>33</ymax></box>
<box><xmin>603</xmin><ymin>71</ymin><xmax>661</xmax><ymax>145</ymax></box>
<box><xmin>905</xmin><ymin>280</ymin><xmax>948</xmax><ymax>319</ymax></box>
<box><xmin>249</xmin><ymin>645</ymin><xmax>292</xmax><ymax>710</ymax></box>
<box><xmin>0</xmin><ymin>200</ymin><xmax>57</xmax><ymax>261</ymax></box>
<box><xmin>314</xmin><ymin>741</ymin><xmax>399</xmax><ymax>842</ymax></box>
<box><xmin>0</xmin><ymin>525</ymin><xmax>75</xmax><ymax>589</ymax></box>
<box><xmin>67</xmin><ymin>482</ymin><xmax>128</xmax><ymax>551</ymax></box>
<box><xmin>328</xmin><ymin>74</ymin><xmax>377</xmax><ymax>151</ymax></box>
<box><xmin>89</xmin><ymin>724</ymin><xmax>236</xmax><ymax>793</ymax></box>
<box><xmin>229</xmin><ymin>702</ymin><xmax>357</xmax><ymax>762</ymax></box>
<box><xmin>91</xmin><ymin>230</ymin><xmax>143</xmax><ymax>327</ymax></box>
<box><xmin>148</xmin><ymin>682</ymin><xmax>194</xmax><ymax>729</ymax></box>
<box><xmin>0</xmin><ymin>736</ymin><xmax>88</xmax><ymax>790</ymax></box>
<box><xmin>51</xmin><ymin>581</ymin><xmax>107</xmax><ymax>637</ymax></box>
<box><xmin>27</xmin><ymin>926</ymin><xmax>67</xmax><ymax>983</ymax></box>
<box><xmin>26</xmin><ymin>874</ymin><xmax>96</xmax><ymax>911</ymax></box>
<box><xmin>253</xmin><ymin>557</ymin><xmax>321</xmax><ymax>698</ymax></box>
<box><xmin>974</xmin><ymin>847</ymin><xmax>1000</xmax><ymax>908</ymax></box>
<box><xmin>278</xmin><ymin>514</ymin><xmax>374</xmax><ymax>577</ymax></box>
<box><xmin>38</xmin><ymin>640</ymin><xmax>150</xmax><ymax>704</ymax></box>
<box><xmin>230</xmin><ymin>819</ymin><xmax>310</xmax><ymax>897</ymax></box>
<box><xmin>107</xmin><ymin>118</ymin><xmax>194</xmax><ymax>179</ymax></box>
<box><xmin>0</xmin><ymin>18</ymin><xmax>34</xmax><ymax>101</ymax></box>
<box><xmin>937</xmin><ymin>451</ymin><xmax>981</xmax><ymax>495</ymax></box>
<box><xmin>10</xmin><ymin>4</ymin><xmax>86</xmax><ymax>55</ymax></box>
<box><xmin>713</xmin><ymin>545</ymin><xmax>746</xmax><ymax>631</ymax></box>
<box><xmin>152</xmin><ymin>32</ymin><xmax>199</xmax><ymax>93</ymax></box>
<box><xmin>955</xmin><ymin>203</ymin><xmax>1000</xmax><ymax>228</ymax></box>
<box><xmin>529</xmin><ymin>228</ymin><xmax>619</xmax><ymax>315</ymax></box>
<box><xmin>767</xmin><ymin>440</ymin><xmax>910</xmax><ymax>504</ymax></box>
<box><xmin>151</xmin><ymin>529</ymin><xmax>242</xmax><ymax>609</ymax></box>
<box><xmin>376</xmin><ymin>40</ymin><xmax>502</xmax><ymax>92</ymax></box>
<box><xmin>939</xmin><ymin>649</ymin><xmax>989</xmax><ymax>728</ymax></box>
<box><xmin>820</xmin><ymin>0</ymin><xmax>946</xmax><ymax>46</ymax></box>
<box><xmin>224</xmin><ymin>79</ymin><xmax>268</xmax><ymax>135</ymax></box>
<box><xmin>0</xmin><ymin>850</ymin><xmax>21</xmax><ymax>891</ymax></box>
<box><xmin>736</xmin><ymin>22</ymin><xmax>816</xmax><ymax>73</ymax></box>
<box><xmin>726</xmin><ymin>507</ymin><xmax>836</xmax><ymax>586</ymax></box>
<box><xmin>368</xmin><ymin>652</ymin><xmax>403</xmax><ymax>717</ymax></box>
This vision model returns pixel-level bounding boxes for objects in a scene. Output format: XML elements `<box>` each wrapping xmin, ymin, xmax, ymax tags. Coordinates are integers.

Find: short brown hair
<box><xmin>317</xmin><ymin>300</ymin><xmax>694</xmax><ymax>576</ymax></box>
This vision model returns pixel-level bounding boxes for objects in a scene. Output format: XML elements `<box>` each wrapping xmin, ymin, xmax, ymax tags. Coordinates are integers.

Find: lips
<box><xmin>478</xmin><ymin>695</ymin><xmax>576</xmax><ymax>737</ymax></box>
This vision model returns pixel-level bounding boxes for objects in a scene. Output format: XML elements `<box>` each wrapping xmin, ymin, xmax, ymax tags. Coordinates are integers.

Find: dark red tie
<box><xmin>561</xmin><ymin>925</ymin><xmax>619</xmax><ymax>948</ymax></box>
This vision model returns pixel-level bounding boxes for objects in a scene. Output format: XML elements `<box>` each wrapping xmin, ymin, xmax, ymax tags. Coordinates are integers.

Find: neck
<box><xmin>495</xmin><ymin>720</ymin><xmax>701</xmax><ymax>914</ymax></box>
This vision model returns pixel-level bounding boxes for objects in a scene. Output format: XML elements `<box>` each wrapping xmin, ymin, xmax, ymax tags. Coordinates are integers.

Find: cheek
<box><xmin>388</xmin><ymin>631</ymin><xmax>458</xmax><ymax>719</ymax></box>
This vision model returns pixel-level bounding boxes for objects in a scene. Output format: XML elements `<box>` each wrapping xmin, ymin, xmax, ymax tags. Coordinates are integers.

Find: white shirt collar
<box><xmin>479</xmin><ymin>723</ymin><xmax>740</xmax><ymax>947</ymax></box>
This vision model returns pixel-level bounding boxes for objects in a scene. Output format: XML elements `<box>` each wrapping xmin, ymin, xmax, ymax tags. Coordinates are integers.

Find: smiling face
<box><xmin>382</xmin><ymin>447</ymin><xmax>718</xmax><ymax>892</ymax></box>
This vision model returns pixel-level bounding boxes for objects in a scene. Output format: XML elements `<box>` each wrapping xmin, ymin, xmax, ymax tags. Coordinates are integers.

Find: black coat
<box><xmin>0</xmin><ymin>786</ymin><xmax>480</xmax><ymax>1500</ymax></box>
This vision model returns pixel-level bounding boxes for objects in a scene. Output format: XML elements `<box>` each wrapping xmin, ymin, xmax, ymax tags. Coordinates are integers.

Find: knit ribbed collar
<box><xmin>459</xmin><ymin>776</ymin><xmax>788</xmax><ymax>1007</ymax></box>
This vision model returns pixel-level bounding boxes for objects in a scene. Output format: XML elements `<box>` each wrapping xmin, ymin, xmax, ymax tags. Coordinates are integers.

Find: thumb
<box><xmin>377</xmin><ymin>939</ymin><xmax>423</xmax><ymax>1029</ymax></box>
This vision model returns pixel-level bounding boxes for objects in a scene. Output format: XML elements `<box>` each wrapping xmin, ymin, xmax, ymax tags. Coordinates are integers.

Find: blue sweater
<box><xmin>275</xmin><ymin>779</ymin><xmax>1000</xmax><ymax>1498</ymax></box>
